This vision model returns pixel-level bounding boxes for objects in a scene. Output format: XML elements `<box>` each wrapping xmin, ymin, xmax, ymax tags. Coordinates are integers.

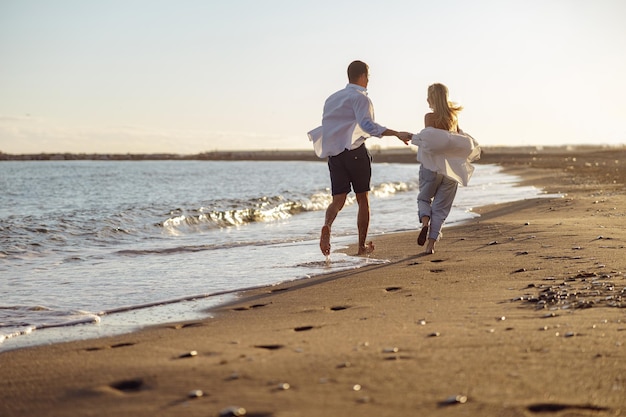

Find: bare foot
<box><xmin>320</xmin><ymin>225</ymin><xmax>331</xmax><ymax>256</ymax></box>
<box><xmin>424</xmin><ymin>238</ymin><xmax>435</xmax><ymax>255</ymax></box>
<box><xmin>417</xmin><ymin>225</ymin><xmax>429</xmax><ymax>246</ymax></box>
<box><xmin>358</xmin><ymin>241</ymin><xmax>375</xmax><ymax>256</ymax></box>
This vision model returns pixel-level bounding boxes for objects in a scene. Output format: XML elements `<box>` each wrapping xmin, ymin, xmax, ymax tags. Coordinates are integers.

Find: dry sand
<box><xmin>1</xmin><ymin>146</ymin><xmax>625</xmax><ymax>417</ymax></box>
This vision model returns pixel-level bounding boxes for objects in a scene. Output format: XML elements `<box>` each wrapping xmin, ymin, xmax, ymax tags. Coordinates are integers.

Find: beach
<box><xmin>1</xmin><ymin>146</ymin><xmax>625</xmax><ymax>417</ymax></box>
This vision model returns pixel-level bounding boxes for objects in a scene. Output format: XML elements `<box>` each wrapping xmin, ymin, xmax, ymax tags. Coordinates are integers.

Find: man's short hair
<box><xmin>347</xmin><ymin>60</ymin><xmax>368</xmax><ymax>83</ymax></box>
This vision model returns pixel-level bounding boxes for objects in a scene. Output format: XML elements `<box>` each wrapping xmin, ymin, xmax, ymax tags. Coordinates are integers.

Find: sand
<box><xmin>1</xmin><ymin>146</ymin><xmax>625</xmax><ymax>417</ymax></box>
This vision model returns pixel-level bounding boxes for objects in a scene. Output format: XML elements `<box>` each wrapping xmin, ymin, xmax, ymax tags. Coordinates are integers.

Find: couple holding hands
<box><xmin>308</xmin><ymin>60</ymin><xmax>481</xmax><ymax>257</ymax></box>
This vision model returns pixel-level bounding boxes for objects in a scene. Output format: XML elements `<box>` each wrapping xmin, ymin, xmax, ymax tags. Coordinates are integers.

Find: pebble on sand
<box><xmin>188</xmin><ymin>390</ymin><xmax>203</xmax><ymax>398</ymax></box>
<box><xmin>440</xmin><ymin>395</ymin><xmax>468</xmax><ymax>406</ymax></box>
<box><xmin>219</xmin><ymin>406</ymin><xmax>246</xmax><ymax>417</ymax></box>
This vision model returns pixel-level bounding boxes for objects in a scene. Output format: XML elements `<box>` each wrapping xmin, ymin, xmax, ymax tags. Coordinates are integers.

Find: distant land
<box><xmin>0</xmin><ymin>148</ymin><xmax>417</xmax><ymax>162</ymax></box>
<box><xmin>0</xmin><ymin>149</ymin><xmax>317</xmax><ymax>162</ymax></box>
<box><xmin>1</xmin><ymin>145</ymin><xmax>623</xmax><ymax>164</ymax></box>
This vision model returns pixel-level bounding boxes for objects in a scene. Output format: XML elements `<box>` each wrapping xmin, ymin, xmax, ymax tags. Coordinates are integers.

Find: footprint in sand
<box><xmin>232</xmin><ymin>303</ymin><xmax>269</xmax><ymax>311</ymax></box>
<box><xmin>169</xmin><ymin>322</ymin><xmax>204</xmax><ymax>330</ymax></box>
<box><xmin>85</xmin><ymin>342</ymin><xmax>135</xmax><ymax>352</ymax></box>
<box><xmin>428</xmin><ymin>259</ymin><xmax>445</xmax><ymax>272</ymax></box>
<box><xmin>384</xmin><ymin>355</ymin><xmax>413</xmax><ymax>361</ymax></box>
<box><xmin>527</xmin><ymin>403</ymin><xmax>609</xmax><ymax>413</ymax></box>
<box><xmin>254</xmin><ymin>344</ymin><xmax>284</xmax><ymax>350</ymax></box>
<box><xmin>111</xmin><ymin>342</ymin><xmax>134</xmax><ymax>348</ymax></box>
<box><xmin>294</xmin><ymin>325</ymin><xmax>316</xmax><ymax>332</ymax></box>
<box><xmin>110</xmin><ymin>378</ymin><xmax>145</xmax><ymax>393</ymax></box>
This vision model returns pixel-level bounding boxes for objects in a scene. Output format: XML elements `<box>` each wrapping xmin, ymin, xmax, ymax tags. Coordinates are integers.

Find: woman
<box><xmin>416</xmin><ymin>83</ymin><xmax>466</xmax><ymax>255</ymax></box>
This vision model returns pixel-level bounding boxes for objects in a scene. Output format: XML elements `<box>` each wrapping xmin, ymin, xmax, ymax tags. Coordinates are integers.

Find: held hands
<box><xmin>396</xmin><ymin>131</ymin><xmax>413</xmax><ymax>145</ymax></box>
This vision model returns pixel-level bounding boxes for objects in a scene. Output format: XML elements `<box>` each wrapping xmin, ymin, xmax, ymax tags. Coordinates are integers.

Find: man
<box><xmin>308</xmin><ymin>60</ymin><xmax>411</xmax><ymax>256</ymax></box>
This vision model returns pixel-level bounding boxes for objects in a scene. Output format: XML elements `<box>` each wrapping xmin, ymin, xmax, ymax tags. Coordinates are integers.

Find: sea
<box><xmin>0</xmin><ymin>158</ymin><xmax>548</xmax><ymax>351</ymax></box>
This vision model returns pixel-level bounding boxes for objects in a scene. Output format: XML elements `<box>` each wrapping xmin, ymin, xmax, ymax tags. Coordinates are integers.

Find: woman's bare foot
<box><xmin>358</xmin><ymin>241</ymin><xmax>375</xmax><ymax>256</ymax></box>
<box><xmin>424</xmin><ymin>238</ymin><xmax>436</xmax><ymax>255</ymax></box>
<box><xmin>417</xmin><ymin>225</ymin><xmax>429</xmax><ymax>246</ymax></box>
<box><xmin>320</xmin><ymin>225</ymin><xmax>331</xmax><ymax>256</ymax></box>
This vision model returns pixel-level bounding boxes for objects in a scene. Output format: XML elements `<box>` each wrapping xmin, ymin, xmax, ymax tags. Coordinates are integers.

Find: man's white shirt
<box><xmin>308</xmin><ymin>84</ymin><xmax>387</xmax><ymax>158</ymax></box>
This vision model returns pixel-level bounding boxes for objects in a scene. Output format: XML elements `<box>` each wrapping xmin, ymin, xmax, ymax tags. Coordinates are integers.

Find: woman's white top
<box><xmin>411</xmin><ymin>127</ymin><xmax>481</xmax><ymax>186</ymax></box>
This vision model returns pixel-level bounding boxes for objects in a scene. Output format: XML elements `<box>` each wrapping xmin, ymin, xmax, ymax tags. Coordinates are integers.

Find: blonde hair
<box><xmin>427</xmin><ymin>83</ymin><xmax>463</xmax><ymax>131</ymax></box>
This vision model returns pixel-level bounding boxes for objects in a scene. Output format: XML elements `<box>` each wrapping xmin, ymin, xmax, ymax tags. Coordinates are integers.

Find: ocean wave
<box><xmin>0</xmin><ymin>177</ymin><xmax>417</xmax><ymax>256</ymax></box>
<box><xmin>0</xmin><ymin>287</ymin><xmax>264</xmax><ymax>346</ymax></box>
<box><xmin>160</xmin><ymin>181</ymin><xmax>415</xmax><ymax>234</ymax></box>
<box><xmin>115</xmin><ymin>241</ymin><xmax>254</xmax><ymax>256</ymax></box>
<box><xmin>0</xmin><ymin>305</ymin><xmax>100</xmax><ymax>344</ymax></box>
<box><xmin>371</xmin><ymin>180</ymin><xmax>417</xmax><ymax>197</ymax></box>
<box><xmin>162</xmin><ymin>195</ymin><xmax>316</xmax><ymax>233</ymax></box>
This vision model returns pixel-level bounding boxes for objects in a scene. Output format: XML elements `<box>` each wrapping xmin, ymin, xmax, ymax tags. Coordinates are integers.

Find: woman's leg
<box><xmin>417</xmin><ymin>166</ymin><xmax>441</xmax><ymax>225</ymax></box>
<box><xmin>424</xmin><ymin>176</ymin><xmax>458</xmax><ymax>253</ymax></box>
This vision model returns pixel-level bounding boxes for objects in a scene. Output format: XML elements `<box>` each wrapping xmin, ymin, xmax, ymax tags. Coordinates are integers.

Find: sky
<box><xmin>1</xmin><ymin>0</ymin><xmax>625</xmax><ymax>154</ymax></box>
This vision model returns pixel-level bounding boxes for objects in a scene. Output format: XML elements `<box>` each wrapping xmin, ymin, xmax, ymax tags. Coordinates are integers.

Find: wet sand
<box><xmin>1</xmin><ymin>146</ymin><xmax>625</xmax><ymax>417</ymax></box>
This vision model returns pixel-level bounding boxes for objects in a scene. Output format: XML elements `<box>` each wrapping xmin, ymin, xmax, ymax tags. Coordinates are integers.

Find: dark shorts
<box><xmin>327</xmin><ymin>144</ymin><xmax>372</xmax><ymax>195</ymax></box>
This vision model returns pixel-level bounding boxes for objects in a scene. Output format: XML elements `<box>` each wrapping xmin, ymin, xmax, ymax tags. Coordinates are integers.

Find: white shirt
<box><xmin>308</xmin><ymin>84</ymin><xmax>387</xmax><ymax>158</ymax></box>
<box><xmin>411</xmin><ymin>127</ymin><xmax>481</xmax><ymax>186</ymax></box>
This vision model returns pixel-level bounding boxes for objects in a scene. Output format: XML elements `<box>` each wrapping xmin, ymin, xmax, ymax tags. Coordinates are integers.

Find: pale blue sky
<box><xmin>1</xmin><ymin>0</ymin><xmax>625</xmax><ymax>154</ymax></box>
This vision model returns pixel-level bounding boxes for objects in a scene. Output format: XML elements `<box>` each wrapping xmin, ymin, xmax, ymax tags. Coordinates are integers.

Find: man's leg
<box><xmin>320</xmin><ymin>193</ymin><xmax>347</xmax><ymax>255</ymax></box>
<box><xmin>355</xmin><ymin>191</ymin><xmax>372</xmax><ymax>255</ymax></box>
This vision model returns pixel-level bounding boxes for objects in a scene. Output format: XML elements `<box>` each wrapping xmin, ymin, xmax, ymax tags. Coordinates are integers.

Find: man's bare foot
<box><xmin>320</xmin><ymin>225</ymin><xmax>331</xmax><ymax>256</ymax></box>
<box><xmin>358</xmin><ymin>241</ymin><xmax>375</xmax><ymax>256</ymax></box>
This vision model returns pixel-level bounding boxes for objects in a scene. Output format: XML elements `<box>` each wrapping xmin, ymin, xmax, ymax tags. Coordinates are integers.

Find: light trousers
<box><xmin>417</xmin><ymin>166</ymin><xmax>458</xmax><ymax>241</ymax></box>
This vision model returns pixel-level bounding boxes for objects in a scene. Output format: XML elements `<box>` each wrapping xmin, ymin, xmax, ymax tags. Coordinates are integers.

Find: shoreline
<box><xmin>0</xmin><ymin>162</ymin><xmax>537</xmax><ymax>353</ymax></box>
<box><xmin>1</xmin><ymin>147</ymin><xmax>625</xmax><ymax>416</ymax></box>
